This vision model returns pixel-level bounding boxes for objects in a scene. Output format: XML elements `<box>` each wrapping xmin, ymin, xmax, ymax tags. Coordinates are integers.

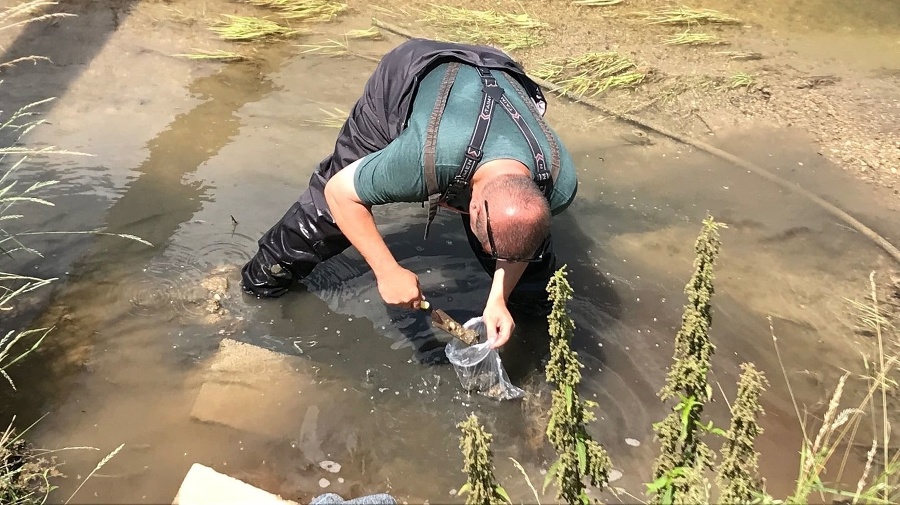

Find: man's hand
<box><xmin>483</xmin><ymin>298</ymin><xmax>514</xmax><ymax>348</ymax></box>
<box><xmin>375</xmin><ymin>264</ymin><xmax>424</xmax><ymax>309</ymax></box>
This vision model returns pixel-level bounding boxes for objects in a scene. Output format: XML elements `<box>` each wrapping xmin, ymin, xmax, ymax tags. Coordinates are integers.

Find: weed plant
<box><xmin>456</xmin><ymin>215</ymin><xmax>898</xmax><ymax>504</ymax></box>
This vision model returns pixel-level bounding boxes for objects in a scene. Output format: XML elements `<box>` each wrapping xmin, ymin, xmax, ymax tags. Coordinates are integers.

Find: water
<box><xmin>1</xmin><ymin>1</ymin><xmax>898</xmax><ymax>503</ymax></box>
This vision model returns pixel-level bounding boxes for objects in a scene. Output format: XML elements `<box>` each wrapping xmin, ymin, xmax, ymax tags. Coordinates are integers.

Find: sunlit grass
<box><xmin>533</xmin><ymin>51</ymin><xmax>644</xmax><ymax>96</ymax></box>
<box><xmin>1</xmin><ymin>2</ymin><xmax>137</xmax><ymax>502</ymax></box>
<box><xmin>243</xmin><ymin>0</ymin><xmax>348</xmax><ymax>22</ymax></box>
<box><xmin>664</xmin><ymin>29</ymin><xmax>726</xmax><ymax>46</ymax></box>
<box><xmin>343</xmin><ymin>26</ymin><xmax>381</xmax><ymax>40</ymax></box>
<box><xmin>730</xmin><ymin>71</ymin><xmax>754</xmax><ymax>89</ymax></box>
<box><xmin>209</xmin><ymin>14</ymin><xmax>304</xmax><ymax>41</ymax></box>
<box><xmin>173</xmin><ymin>49</ymin><xmax>248</xmax><ymax>62</ymax></box>
<box><xmin>302</xmin><ymin>107</ymin><xmax>348</xmax><ymax>128</ymax></box>
<box><xmin>639</xmin><ymin>6</ymin><xmax>741</xmax><ymax>25</ymax></box>
<box><xmin>418</xmin><ymin>5</ymin><xmax>547</xmax><ymax>51</ymax></box>
<box><xmin>573</xmin><ymin>0</ymin><xmax>623</xmax><ymax>5</ymax></box>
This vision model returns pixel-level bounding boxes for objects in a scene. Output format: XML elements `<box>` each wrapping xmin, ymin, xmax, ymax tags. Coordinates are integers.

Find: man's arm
<box><xmin>323</xmin><ymin>160</ymin><xmax>424</xmax><ymax>308</ymax></box>
<box><xmin>487</xmin><ymin>261</ymin><xmax>529</xmax><ymax>306</ymax></box>
<box><xmin>482</xmin><ymin>260</ymin><xmax>528</xmax><ymax>348</ymax></box>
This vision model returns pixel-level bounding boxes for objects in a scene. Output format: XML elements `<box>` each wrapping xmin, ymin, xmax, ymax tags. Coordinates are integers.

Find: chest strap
<box><xmin>423</xmin><ymin>66</ymin><xmax>557</xmax><ymax>239</ymax></box>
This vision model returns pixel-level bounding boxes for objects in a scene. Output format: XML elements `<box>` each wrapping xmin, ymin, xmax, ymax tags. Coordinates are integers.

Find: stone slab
<box><xmin>189</xmin><ymin>338</ymin><xmax>316</xmax><ymax>439</ymax></box>
<box><xmin>173</xmin><ymin>463</ymin><xmax>298</xmax><ymax>505</ymax></box>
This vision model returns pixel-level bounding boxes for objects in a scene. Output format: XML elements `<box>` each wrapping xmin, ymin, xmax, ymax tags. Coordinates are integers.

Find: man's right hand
<box><xmin>375</xmin><ymin>264</ymin><xmax>424</xmax><ymax>309</ymax></box>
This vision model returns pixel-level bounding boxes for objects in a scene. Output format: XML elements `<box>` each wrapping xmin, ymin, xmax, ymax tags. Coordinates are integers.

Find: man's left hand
<box><xmin>483</xmin><ymin>299</ymin><xmax>514</xmax><ymax>349</ymax></box>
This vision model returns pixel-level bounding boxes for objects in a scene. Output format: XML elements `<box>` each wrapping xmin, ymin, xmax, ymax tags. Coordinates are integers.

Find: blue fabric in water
<box><xmin>309</xmin><ymin>493</ymin><xmax>398</xmax><ymax>505</ymax></box>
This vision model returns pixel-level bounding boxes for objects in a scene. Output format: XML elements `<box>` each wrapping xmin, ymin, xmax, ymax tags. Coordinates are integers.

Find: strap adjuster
<box><xmin>463</xmin><ymin>146</ymin><xmax>483</xmax><ymax>162</ymax></box>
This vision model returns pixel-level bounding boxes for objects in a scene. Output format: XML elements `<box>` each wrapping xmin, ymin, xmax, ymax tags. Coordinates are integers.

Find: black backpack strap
<box><xmin>423</xmin><ymin>62</ymin><xmax>460</xmax><ymax>240</ymax></box>
<box><xmin>443</xmin><ymin>67</ymin><xmax>554</xmax><ymax>207</ymax></box>
<box><xmin>440</xmin><ymin>67</ymin><xmax>501</xmax><ymax>206</ymax></box>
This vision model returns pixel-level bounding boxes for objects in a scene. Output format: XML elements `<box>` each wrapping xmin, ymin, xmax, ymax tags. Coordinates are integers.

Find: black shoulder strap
<box><xmin>424</xmin><ymin>66</ymin><xmax>558</xmax><ymax>239</ymax></box>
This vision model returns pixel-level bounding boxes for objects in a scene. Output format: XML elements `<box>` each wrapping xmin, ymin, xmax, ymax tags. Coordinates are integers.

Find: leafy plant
<box><xmin>458</xmin><ymin>414</ymin><xmax>511</xmax><ymax>505</ymax></box>
<box><xmin>648</xmin><ymin>215</ymin><xmax>725</xmax><ymax>504</ymax></box>
<box><xmin>716</xmin><ymin>363</ymin><xmax>768</xmax><ymax>503</ymax></box>
<box><xmin>543</xmin><ymin>266</ymin><xmax>612</xmax><ymax>504</ymax></box>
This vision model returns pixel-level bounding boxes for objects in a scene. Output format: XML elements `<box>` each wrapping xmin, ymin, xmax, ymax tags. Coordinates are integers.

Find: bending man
<box><xmin>241</xmin><ymin>38</ymin><xmax>578</xmax><ymax>349</ymax></box>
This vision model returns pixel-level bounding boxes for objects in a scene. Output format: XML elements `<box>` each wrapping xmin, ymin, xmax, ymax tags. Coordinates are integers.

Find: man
<box><xmin>241</xmin><ymin>38</ymin><xmax>578</xmax><ymax>349</ymax></box>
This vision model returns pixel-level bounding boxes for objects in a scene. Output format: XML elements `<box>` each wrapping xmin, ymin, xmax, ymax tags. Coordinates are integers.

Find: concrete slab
<box><xmin>173</xmin><ymin>463</ymin><xmax>298</xmax><ymax>505</ymax></box>
<box><xmin>189</xmin><ymin>338</ymin><xmax>317</xmax><ymax>439</ymax></box>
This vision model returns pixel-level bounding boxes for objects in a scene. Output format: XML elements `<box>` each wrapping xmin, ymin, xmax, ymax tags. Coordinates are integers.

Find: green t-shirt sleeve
<box><xmin>352</xmin><ymin>130</ymin><xmax>426</xmax><ymax>206</ymax></box>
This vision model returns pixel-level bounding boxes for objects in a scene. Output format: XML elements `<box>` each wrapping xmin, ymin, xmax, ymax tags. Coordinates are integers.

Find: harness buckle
<box><xmin>463</xmin><ymin>146</ymin><xmax>483</xmax><ymax>162</ymax></box>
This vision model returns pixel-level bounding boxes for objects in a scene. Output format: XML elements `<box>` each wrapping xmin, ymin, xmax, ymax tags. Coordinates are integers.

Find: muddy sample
<box><xmin>431</xmin><ymin>309</ymin><xmax>480</xmax><ymax>345</ymax></box>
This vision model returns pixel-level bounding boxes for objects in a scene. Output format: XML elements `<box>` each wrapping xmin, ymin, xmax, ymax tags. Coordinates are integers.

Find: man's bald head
<box><xmin>472</xmin><ymin>174</ymin><xmax>550</xmax><ymax>261</ymax></box>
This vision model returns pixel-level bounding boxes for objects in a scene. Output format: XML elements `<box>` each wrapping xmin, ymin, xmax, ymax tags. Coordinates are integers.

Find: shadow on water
<box><xmin>0</xmin><ymin>0</ymin><xmax>139</xmax><ymax>122</ymax></box>
<box><xmin>1</xmin><ymin>53</ymin><xmax>288</xmax><ymax>426</ymax></box>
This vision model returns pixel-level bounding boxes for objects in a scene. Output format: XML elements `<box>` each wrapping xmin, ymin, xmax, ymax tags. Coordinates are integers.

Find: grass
<box><xmin>1</xmin><ymin>2</ymin><xmax>142</xmax><ymax>502</ymax></box>
<box><xmin>297</xmin><ymin>38</ymin><xmax>351</xmax><ymax>56</ymax></box>
<box><xmin>418</xmin><ymin>5</ymin><xmax>547</xmax><ymax>51</ymax></box>
<box><xmin>533</xmin><ymin>52</ymin><xmax>645</xmax><ymax>97</ymax></box>
<box><xmin>1</xmin><ymin>417</ymin><xmax>63</xmax><ymax>505</ymax></box>
<box><xmin>716</xmin><ymin>50</ymin><xmax>764</xmax><ymax>61</ymax></box>
<box><xmin>173</xmin><ymin>49</ymin><xmax>247</xmax><ymax>62</ymax></box>
<box><xmin>573</xmin><ymin>0</ymin><xmax>624</xmax><ymax>5</ymax></box>
<box><xmin>639</xmin><ymin>6</ymin><xmax>741</xmax><ymax>25</ymax></box>
<box><xmin>209</xmin><ymin>15</ymin><xmax>304</xmax><ymax>42</ymax></box>
<box><xmin>243</xmin><ymin>0</ymin><xmax>348</xmax><ymax>22</ymax></box>
<box><xmin>772</xmin><ymin>274</ymin><xmax>899</xmax><ymax>504</ymax></box>
<box><xmin>730</xmin><ymin>72</ymin><xmax>754</xmax><ymax>89</ymax></box>
<box><xmin>343</xmin><ymin>26</ymin><xmax>382</xmax><ymax>40</ymax></box>
<box><xmin>664</xmin><ymin>29</ymin><xmax>726</xmax><ymax>46</ymax></box>
<box><xmin>303</xmin><ymin>107</ymin><xmax>348</xmax><ymax>128</ymax></box>
<box><xmin>297</xmin><ymin>36</ymin><xmax>382</xmax><ymax>63</ymax></box>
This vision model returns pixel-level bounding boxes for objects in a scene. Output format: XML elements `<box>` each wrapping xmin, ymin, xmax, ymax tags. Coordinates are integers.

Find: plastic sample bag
<box><xmin>444</xmin><ymin>317</ymin><xmax>525</xmax><ymax>401</ymax></box>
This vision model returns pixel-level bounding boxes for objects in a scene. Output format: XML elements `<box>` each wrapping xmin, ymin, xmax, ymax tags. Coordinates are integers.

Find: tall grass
<box><xmin>1</xmin><ymin>2</ymin><xmax>142</xmax><ymax>502</ymax></box>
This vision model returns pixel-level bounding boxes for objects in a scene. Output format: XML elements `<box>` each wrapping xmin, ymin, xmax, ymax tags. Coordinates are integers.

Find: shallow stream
<box><xmin>1</xmin><ymin>0</ymin><xmax>899</xmax><ymax>503</ymax></box>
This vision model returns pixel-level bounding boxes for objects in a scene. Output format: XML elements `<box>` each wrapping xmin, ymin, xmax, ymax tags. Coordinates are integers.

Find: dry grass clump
<box><xmin>418</xmin><ymin>5</ymin><xmax>547</xmax><ymax>51</ymax></box>
<box><xmin>573</xmin><ymin>0</ymin><xmax>624</xmax><ymax>5</ymax></box>
<box><xmin>303</xmin><ymin>107</ymin><xmax>348</xmax><ymax>128</ymax></box>
<box><xmin>729</xmin><ymin>72</ymin><xmax>754</xmax><ymax>89</ymax></box>
<box><xmin>210</xmin><ymin>15</ymin><xmax>304</xmax><ymax>41</ymax></box>
<box><xmin>533</xmin><ymin>52</ymin><xmax>645</xmax><ymax>97</ymax></box>
<box><xmin>640</xmin><ymin>6</ymin><xmax>741</xmax><ymax>25</ymax></box>
<box><xmin>243</xmin><ymin>0</ymin><xmax>348</xmax><ymax>22</ymax></box>
<box><xmin>343</xmin><ymin>26</ymin><xmax>382</xmax><ymax>40</ymax></box>
<box><xmin>664</xmin><ymin>29</ymin><xmax>726</xmax><ymax>46</ymax></box>
<box><xmin>173</xmin><ymin>49</ymin><xmax>248</xmax><ymax>61</ymax></box>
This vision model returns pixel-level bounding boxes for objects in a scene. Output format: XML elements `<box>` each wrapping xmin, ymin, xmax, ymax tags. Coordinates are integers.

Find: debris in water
<box><xmin>319</xmin><ymin>461</ymin><xmax>341</xmax><ymax>473</ymax></box>
<box><xmin>625</xmin><ymin>438</ymin><xmax>641</xmax><ymax>447</ymax></box>
<box><xmin>609</xmin><ymin>469</ymin><xmax>623</xmax><ymax>482</ymax></box>
<box><xmin>319</xmin><ymin>478</ymin><xmax>330</xmax><ymax>488</ymax></box>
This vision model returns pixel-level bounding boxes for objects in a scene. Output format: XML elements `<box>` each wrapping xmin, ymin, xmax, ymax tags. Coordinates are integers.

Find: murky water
<box><xmin>1</xmin><ymin>1</ymin><xmax>899</xmax><ymax>504</ymax></box>
<box><xmin>702</xmin><ymin>0</ymin><xmax>900</xmax><ymax>70</ymax></box>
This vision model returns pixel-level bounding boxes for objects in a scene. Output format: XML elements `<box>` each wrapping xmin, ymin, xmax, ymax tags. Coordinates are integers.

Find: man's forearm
<box><xmin>325</xmin><ymin>192</ymin><xmax>399</xmax><ymax>278</ymax></box>
<box><xmin>487</xmin><ymin>260</ymin><xmax>529</xmax><ymax>305</ymax></box>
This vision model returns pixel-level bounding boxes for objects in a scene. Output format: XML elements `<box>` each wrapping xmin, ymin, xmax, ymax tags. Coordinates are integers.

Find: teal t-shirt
<box><xmin>353</xmin><ymin>63</ymin><xmax>577</xmax><ymax>215</ymax></box>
